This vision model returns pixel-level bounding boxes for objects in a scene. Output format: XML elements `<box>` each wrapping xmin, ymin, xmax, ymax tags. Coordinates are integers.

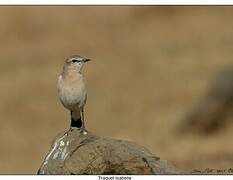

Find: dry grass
<box><xmin>0</xmin><ymin>6</ymin><xmax>233</xmax><ymax>174</ymax></box>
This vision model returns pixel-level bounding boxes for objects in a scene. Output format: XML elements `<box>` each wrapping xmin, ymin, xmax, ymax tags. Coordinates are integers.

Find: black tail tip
<box><xmin>71</xmin><ymin>118</ymin><xmax>82</xmax><ymax>128</ymax></box>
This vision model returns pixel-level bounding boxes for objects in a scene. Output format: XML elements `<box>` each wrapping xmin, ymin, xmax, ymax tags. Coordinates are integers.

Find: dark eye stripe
<box><xmin>71</xmin><ymin>59</ymin><xmax>80</xmax><ymax>63</ymax></box>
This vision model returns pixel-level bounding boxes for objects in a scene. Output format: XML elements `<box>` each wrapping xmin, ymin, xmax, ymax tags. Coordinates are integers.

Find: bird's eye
<box><xmin>71</xmin><ymin>60</ymin><xmax>78</xmax><ymax>63</ymax></box>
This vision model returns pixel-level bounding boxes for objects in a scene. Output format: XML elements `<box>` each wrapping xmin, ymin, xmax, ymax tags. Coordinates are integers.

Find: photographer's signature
<box><xmin>193</xmin><ymin>168</ymin><xmax>233</xmax><ymax>174</ymax></box>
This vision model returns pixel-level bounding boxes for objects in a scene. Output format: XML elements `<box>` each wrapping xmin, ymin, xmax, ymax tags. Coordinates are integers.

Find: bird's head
<box><xmin>64</xmin><ymin>55</ymin><xmax>91</xmax><ymax>73</ymax></box>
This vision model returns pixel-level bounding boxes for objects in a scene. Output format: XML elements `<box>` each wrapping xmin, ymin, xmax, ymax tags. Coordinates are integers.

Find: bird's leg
<box><xmin>81</xmin><ymin>108</ymin><xmax>87</xmax><ymax>134</ymax></box>
<box><xmin>69</xmin><ymin>110</ymin><xmax>74</xmax><ymax>131</ymax></box>
<box><xmin>65</xmin><ymin>111</ymin><xmax>73</xmax><ymax>134</ymax></box>
<box><xmin>70</xmin><ymin>111</ymin><xmax>73</xmax><ymax>120</ymax></box>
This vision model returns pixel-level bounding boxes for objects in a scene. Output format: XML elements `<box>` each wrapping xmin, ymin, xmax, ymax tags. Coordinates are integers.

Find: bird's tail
<box><xmin>71</xmin><ymin>110</ymin><xmax>82</xmax><ymax>128</ymax></box>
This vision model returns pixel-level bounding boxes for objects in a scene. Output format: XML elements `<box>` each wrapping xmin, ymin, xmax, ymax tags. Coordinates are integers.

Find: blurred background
<box><xmin>0</xmin><ymin>6</ymin><xmax>233</xmax><ymax>174</ymax></box>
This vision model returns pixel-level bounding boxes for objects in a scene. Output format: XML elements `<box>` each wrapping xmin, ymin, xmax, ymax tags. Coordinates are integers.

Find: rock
<box><xmin>38</xmin><ymin>128</ymin><xmax>178</xmax><ymax>175</ymax></box>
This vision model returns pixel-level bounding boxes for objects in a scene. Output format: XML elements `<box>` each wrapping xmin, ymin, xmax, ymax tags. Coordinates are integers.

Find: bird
<box><xmin>57</xmin><ymin>55</ymin><xmax>91</xmax><ymax>134</ymax></box>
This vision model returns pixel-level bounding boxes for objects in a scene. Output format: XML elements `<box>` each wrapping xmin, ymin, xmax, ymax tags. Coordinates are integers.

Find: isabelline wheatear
<box><xmin>57</xmin><ymin>55</ymin><xmax>91</xmax><ymax>134</ymax></box>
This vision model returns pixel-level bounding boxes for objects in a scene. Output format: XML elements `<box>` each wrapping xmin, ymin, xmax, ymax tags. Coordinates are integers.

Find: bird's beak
<box><xmin>84</xmin><ymin>58</ymin><xmax>91</xmax><ymax>63</ymax></box>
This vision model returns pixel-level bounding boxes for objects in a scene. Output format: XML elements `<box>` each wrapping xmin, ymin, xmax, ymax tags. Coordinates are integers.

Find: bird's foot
<box><xmin>80</xmin><ymin>128</ymin><xmax>88</xmax><ymax>135</ymax></box>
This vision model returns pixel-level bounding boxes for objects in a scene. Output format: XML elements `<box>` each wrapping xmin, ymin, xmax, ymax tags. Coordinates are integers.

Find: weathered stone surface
<box><xmin>38</xmin><ymin>128</ymin><xmax>178</xmax><ymax>175</ymax></box>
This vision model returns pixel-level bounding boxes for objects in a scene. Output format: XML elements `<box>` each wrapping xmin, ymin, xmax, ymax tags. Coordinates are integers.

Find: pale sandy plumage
<box><xmin>57</xmin><ymin>55</ymin><xmax>90</xmax><ymax>132</ymax></box>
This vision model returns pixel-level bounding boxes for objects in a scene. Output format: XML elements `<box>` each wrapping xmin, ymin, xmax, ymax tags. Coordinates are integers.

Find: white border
<box><xmin>1</xmin><ymin>175</ymin><xmax>233</xmax><ymax>180</ymax></box>
<box><xmin>0</xmin><ymin>1</ymin><xmax>232</xmax><ymax>178</ymax></box>
<box><xmin>0</xmin><ymin>0</ymin><xmax>233</xmax><ymax>5</ymax></box>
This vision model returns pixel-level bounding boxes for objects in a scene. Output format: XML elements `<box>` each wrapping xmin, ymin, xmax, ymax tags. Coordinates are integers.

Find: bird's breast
<box><xmin>58</xmin><ymin>74</ymin><xmax>87</xmax><ymax>110</ymax></box>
